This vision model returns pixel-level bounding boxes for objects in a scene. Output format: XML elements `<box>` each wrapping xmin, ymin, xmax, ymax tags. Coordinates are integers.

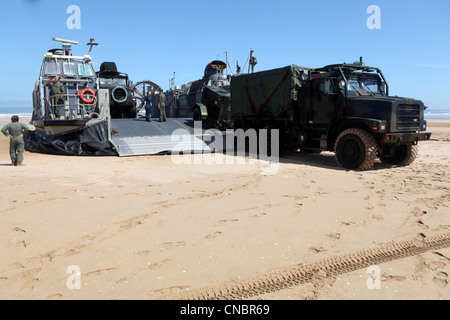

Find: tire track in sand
<box><xmin>169</xmin><ymin>232</ymin><xmax>450</xmax><ymax>300</ymax></box>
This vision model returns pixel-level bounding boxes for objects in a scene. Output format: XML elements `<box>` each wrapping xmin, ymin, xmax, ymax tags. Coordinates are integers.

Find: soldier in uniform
<box><xmin>158</xmin><ymin>89</ymin><xmax>167</xmax><ymax>122</ymax></box>
<box><xmin>1</xmin><ymin>115</ymin><xmax>30</xmax><ymax>166</ymax></box>
<box><xmin>46</xmin><ymin>76</ymin><xmax>65</xmax><ymax>119</ymax></box>
<box><xmin>144</xmin><ymin>89</ymin><xmax>154</xmax><ymax>122</ymax></box>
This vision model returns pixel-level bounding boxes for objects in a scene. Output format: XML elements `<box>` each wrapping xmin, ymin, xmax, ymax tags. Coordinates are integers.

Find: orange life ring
<box><xmin>77</xmin><ymin>88</ymin><xmax>96</xmax><ymax>104</ymax></box>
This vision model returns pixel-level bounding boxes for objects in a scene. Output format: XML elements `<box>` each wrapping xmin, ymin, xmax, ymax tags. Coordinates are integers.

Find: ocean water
<box><xmin>424</xmin><ymin>109</ymin><xmax>450</xmax><ymax>120</ymax></box>
<box><xmin>0</xmin><ymin>107</ymin><xmax>32</xmax><ymax>119</ymax></box>
<box><xmin>0</xmin><ymin>107</ymin><xmax>449</xmax><ymax>119</ymax></box>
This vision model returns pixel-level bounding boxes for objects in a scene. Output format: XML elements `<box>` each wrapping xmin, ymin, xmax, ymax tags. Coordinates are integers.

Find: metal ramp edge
<box><xmin>109</xmin><ymin>118</ymin><xmax>216</xmax><ymax>157</ymax></box>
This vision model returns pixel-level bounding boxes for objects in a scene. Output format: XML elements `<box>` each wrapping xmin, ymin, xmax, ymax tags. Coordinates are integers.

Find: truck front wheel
<box><xmin>380</xmin><ymin>144</ymin><xmax>418</xmax><ymax>167</ymax></box>
<box><xmin>126</xmin><ymin>106</ymin><xmax>137</xmax><ymax>119</ymax></box>
<box><xmin>335</xmin><ymin>128</ymin><xmax>377</xmax><ymax>170</ymax></box>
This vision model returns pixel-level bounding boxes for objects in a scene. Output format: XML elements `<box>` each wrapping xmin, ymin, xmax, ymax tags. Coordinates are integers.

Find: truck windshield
<box><xmin>99</xmin><ymin>78</ymin><xmax>127</xmax><ymax>86</ymax></box>
<box><xmin>346</xmin><ymin>77</ymin><xmax>382</xmax><ymax>96</ymax></box>
<box><xmin>361</xmin><ymin>78</ymin><xmax>381</xmax><ymax>95</ymax></box>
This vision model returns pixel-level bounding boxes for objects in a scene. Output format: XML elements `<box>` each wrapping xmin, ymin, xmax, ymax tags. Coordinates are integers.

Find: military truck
<box><xmin>163</xmin><ymin>60</ymin><xmax>231</xmax><ymax>127</ymax></box>
<box><xmin>97</xmin><ymin>62</ymin><xmax>137</xmax><ymax>118</ymax></box>
<box><xmin>230</xmin><ymin>58</ymin><xmax>431</xmax><ymax>170</ymax></box>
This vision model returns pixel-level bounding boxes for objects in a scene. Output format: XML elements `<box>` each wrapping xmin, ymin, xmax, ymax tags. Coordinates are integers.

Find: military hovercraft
<box><xmin>26</xmin><ymin>38</ymin><xmax>215</xmax><ymax>157</ymax></box>
<box><xmin>28</xmin><ymin>38</ymin><xmax>116</xmax><ymax>155</ymax></box>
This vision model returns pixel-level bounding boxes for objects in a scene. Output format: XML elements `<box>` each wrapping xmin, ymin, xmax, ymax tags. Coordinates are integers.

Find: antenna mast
<box><xmin>86</xmin><ymin>38</ymin><xmax>98</xmax><ymax>55</ymax></box>
<box><xmin>248</xmin><ymin>48</ymin><xmax>258</xmax><ymax>73</ymax></box>
<box><xmin>170</xmin><ymin>72</ymin><xmax>176</xmax><ymax>89</ymax></box>
<box><xmin>225</xmin><ymin>51</ymin><xmax>234</xmax><ymax>76</ymax></box>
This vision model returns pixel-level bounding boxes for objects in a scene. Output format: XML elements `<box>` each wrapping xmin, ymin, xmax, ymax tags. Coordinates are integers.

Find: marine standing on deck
<box><xmin>46</xmin><ymin>76</ymin><xmax>65</xmax><ymax>119</ymax></box>
<box><xmin>158</xmin><ymin>89</ymin><xmax>166</xmax><ymax>122</ymax></box>
<box><xmin>144</xmin><ymin>90</ymin><xmax>153</xmax><ymax>122</ymax></box>
<box><xmin>1</xmin><ymin>115</ymin><xmax>30</xmax><ymax>166</ymax></box>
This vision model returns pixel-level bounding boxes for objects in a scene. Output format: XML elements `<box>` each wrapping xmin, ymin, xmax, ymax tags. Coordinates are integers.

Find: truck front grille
<box><xmin>397</xmin><ymin>104</ymin><xmax>420</xmax><ymax>130</ymax></box>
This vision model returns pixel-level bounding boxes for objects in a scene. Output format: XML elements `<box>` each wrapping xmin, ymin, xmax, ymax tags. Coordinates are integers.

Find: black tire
<box><xmin>283</xmin><ymin>136</ymin><xmax>298</xmax><ymax>152</ymax></box>
<box><xmin>335</xmin><ymin>128</ymin><xmax>377</xmax><ymax>170</ymax></box>
<box><xmin>258</xmin><ymin>126</ymin><xmax>272</xmax><ymax>157</ymax></box>
<box><xmin>127</xmin><ymin>106</ymin><xmax>137</xmax><ymax>119</ymax></box>
<box><xmin>193</xmin><ymin>107</ymin><xmax>201</xmax><ymax>121</ymax></box>
<box><xmin>380</xmin><ymin>144</ymin><xmax>418</xmax><ymax>167</ymax></box>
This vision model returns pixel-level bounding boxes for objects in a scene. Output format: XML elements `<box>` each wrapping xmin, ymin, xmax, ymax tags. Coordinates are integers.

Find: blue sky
<box><xmin>0</xmin><ymin>0</ymin><xmax>449</xmax><ymax>109</ymax></box>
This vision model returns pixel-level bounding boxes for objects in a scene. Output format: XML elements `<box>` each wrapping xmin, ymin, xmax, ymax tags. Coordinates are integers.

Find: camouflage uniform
<box><xmin>159</xmin><ymin>92</ymin><xmax>167</xmax><ymax>122</ymax></box>
<box><xmin>1</xmin><ymin>121</ymin><xmax>29</xmax><ymax>166</ymax></box>
<box><xmin>46</xmin><ymin>80</ymin><xmax>65</xmax><ymax>118</ymax></box>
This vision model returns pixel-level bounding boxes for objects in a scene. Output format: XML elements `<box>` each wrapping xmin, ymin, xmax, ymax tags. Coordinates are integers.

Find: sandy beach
<box><xmin>0</xmin><ymin>118</ymin><xmax>448</xmax><ymax>300</ymax></box>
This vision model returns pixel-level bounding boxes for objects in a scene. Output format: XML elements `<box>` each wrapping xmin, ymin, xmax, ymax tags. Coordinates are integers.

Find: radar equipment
<box><xmin>51</xmin><ymin>37</ymin><xmax>79</xmax><ymax>56</ymax></box>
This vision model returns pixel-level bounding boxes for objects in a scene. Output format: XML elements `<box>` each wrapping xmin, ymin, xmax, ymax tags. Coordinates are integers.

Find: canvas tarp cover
<box><xmin>230</xmin><ymin>65</ymin><xmax>307</xmax><ymax>118</ymax></box>
<box><xmin>25</xmin><ymin>121</ymin><xmax>117</xmax><ymax>156</ymax></box>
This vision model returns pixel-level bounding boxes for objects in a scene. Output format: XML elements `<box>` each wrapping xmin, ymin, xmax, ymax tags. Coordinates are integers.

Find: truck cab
<box><xmin>302</xmin><ymin>59</ymin><xmax>431</xmax><ymax>169</ymax></box>
<box><xmin>97</xmin><ymin>62</ymin><xmax>137</xmax><ymax>118</ymax></box>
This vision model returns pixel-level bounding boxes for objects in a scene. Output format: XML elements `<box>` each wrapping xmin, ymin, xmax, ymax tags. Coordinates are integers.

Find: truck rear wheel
<box><xmin>193</xmin><ymin>107</ymin><xmax>201</xmax><ymax>121</ymax></box>
<box><xmin>259</xmin><ymin>126</ymin><xmax>273</xmax><ymax>157</ymax></box>
<box><xmin>335</xmin><ymin>128</ymin><xmax>377</xmax><ymax>170</ymax></box>
<box><xmin>380</xmin><ymin>144</ymin><xmax>418</xmax><ymax>167</ymax></box>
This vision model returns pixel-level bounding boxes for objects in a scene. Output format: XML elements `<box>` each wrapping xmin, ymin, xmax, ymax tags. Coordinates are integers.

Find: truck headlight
<box><xmin>373</xmin><ymin>121</ymin><xmax>387</xmax><ymax>133</ymax></box>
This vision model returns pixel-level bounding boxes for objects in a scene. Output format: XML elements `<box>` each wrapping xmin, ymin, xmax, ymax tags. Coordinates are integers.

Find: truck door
<box><xmin>311</xmin><ymin>78</ymin><xmax>336</xmax><ymax>126</ymax></box>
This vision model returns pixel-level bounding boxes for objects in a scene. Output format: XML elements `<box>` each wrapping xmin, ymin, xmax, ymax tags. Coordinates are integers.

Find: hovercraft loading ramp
<box><xmin>110</xmin><ymin>118</ymin><xmax>216</xmax><ymax>156</ymax></box>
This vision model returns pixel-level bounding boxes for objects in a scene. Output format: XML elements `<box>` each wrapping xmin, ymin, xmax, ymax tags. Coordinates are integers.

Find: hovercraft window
<box><xmin>44</xmin><ymin>61</ymin><xmax>58</xmax><ymax>75</ymax></box>
<box><xmin>78</xmin><ymin>63</ymin><xmax>95</xmax><ymax>77</ymax></box>
<box><xmin>63</xmin><ymin>62</ymin><xmax>77</xmax><ymax>76</ymax></box>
